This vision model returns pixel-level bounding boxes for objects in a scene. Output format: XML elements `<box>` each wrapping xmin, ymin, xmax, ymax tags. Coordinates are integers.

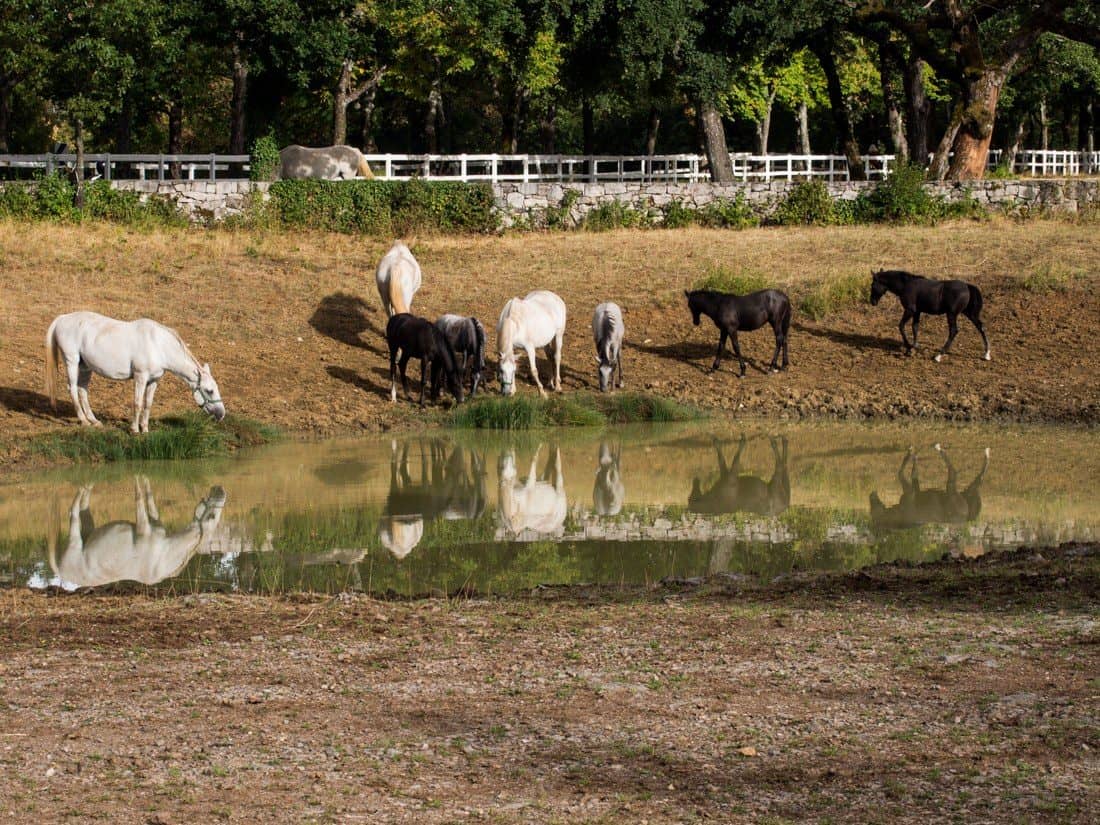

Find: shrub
<box><xmin>799</xmin><ymin>273</ymin><xmax>868</xmax><ymax>320</ymax></box>
<box><xmin>661</xmin><ymin>199</ymin><xmax>696</xmax><ymax>229</ymax></box>
<box><xmin>853</xmin><ymin>163</ymin><xmax>942</xmax><ymax>223</ymax></box>
<box><xmin>33</xmin><ymin>172</ymin><xmax>78</xmax><ymax>219</ymax></box>
<box><xmin>267</xmin><ymin>179</ymin><xmax>496</xmax><ymax>234</ymax></box>
<box><xmin>544</xmin><ymin>188</ymin><xmax>580</xmax><ymax>229</ymax></box>
<box><xmin>450</xmin><ymin>392</ymin><xmax>703</xmax><ymax>429</ymax></box>
<box><xmin>771</xmin><ymin>180</ymin><xmax>840</xmax><ymax>226</ymax></box>
<box><xmin>583</xmin><ymin>200</ymin><xmax>652</xmax><ymax>231</ymax></box>
<box><xmin>697</xmin><ymin>193</ymin><xmax>759</xmax><ymax>228</ymax></box>
<box><xmin>250</xmin><ymin>134</ymin><xmax>281</xmax><ymax>182</ymax></box>
<box><xmin>693</xmin><ymin>265</ymin><xmax>772</xmax><ymax>295</ymax></box>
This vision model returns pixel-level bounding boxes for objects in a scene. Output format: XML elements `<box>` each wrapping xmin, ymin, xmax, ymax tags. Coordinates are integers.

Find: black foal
<box><xmin>685</xmin><ymin>288</ymin><xmax>791</xmax><ymax>377</ymax></box>
<box><xmin>870</xmin><ymin>269</ymin><xmax>991</xmax><ymax>362</ymax></box>
<box><xmin>386</xmin><ymin>314</ymin><xmax>465</xmax><ymax>406</ymax></box>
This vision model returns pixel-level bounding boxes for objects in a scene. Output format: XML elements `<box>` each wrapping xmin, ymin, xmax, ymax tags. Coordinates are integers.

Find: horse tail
<box><xmin>44</xmin><ymin>316</ymin><xmax>61</xmax><ymax>410</ymax></box>
<box><xmin>472</xmin><ymin>318</ymin><xmax>486</xmax><ymax>370</ymax></box>
<box><xmin>389</xmin><ymin>264</ymin><xmax>409</xmax><ymax>314</ymax></box>
<box><xmin>357</xmin><ymin>152</ymin><xmax>374</xmax><ymax>179</ymax></box>
<box><xmin>965</xmin><ymin>283</ymin><xmax>983</xmax><ymax>319</ymax></box>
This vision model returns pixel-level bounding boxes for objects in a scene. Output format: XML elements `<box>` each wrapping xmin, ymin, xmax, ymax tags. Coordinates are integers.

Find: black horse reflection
<box><xmin>48</xmin><ymin>477</ymin><xmax>227</xmax><ymax>588</ymax></box>
<box><xmin>380</xmin><ymin>440</ymin><xmax>488</xmax><ymax>558</ymax></box>
<box><xmin>688</xmin><ymin>435</ymin><xmax>790</xmax><ymax>516</ymax></box>
<box><xmin>870</xmin><ymin>445</ymin><xmax>989</xmax><ymax>528</ymax></box>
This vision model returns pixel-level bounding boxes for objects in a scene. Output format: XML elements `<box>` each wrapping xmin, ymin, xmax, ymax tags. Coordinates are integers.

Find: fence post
<box><xmin>522</xmin><ymin>155</ymin><xmax>530</xmax><ymax>183</ymax></box>
<box><xmin>103</xmin><ymin>153</ymin><xmax>111</xmax><ymax>181</ymax></box>
<box><xmin>490</xmin><ymin>154</ymin><xmax>498</xmax><ymax>183</ymax></box>
<box><xmin>423</xmin><ymin>155</ymin><xmax>430</xmax><ymax>178</ymax></box>
<box><xmin>210</xmin><ymin>153</ymin><xmax>216</xmax><ymax>181</ymax></box>
<box><xmin>460</xmin><ymin>154</ymin><xmax>467</xmax><ymax>181</ymax></box>
<box><xmin>157</xmin><ymin>154</ymin><xmax>164</xmax><ymax>182</ymax></box>
<box><xmin>384</xmin><ymin>156</ymin><xmax>392</xmax><ymax>179</ymax></box>
<box><xmin>589</xmin><ymin>156</ymin><xmax>596</xmax><ymax>183</ymax></box>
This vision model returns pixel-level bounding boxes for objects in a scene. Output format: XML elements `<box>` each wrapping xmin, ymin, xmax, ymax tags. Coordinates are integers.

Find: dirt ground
<box><xmin>1</xmin><ymin>220</ymin><xmax>1098</xmax><ymax>466</ymax></box>
<box><xmin>0</xmin><ymin>544</ymin><xmax>1095</xmax><ymax>823</ymax></box>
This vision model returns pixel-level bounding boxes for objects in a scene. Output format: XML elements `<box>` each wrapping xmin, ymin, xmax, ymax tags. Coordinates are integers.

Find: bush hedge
<box><xmin>0</xmin><ymin>175</ymin><xmax>185</xmax><ymax>225</ymax></box>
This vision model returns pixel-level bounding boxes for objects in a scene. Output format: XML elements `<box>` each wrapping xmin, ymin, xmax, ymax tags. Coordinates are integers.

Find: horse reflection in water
<box><xmin>48</xmin><ymin>477</ymin><xmax>226</xmax><ymax>588</ymax></box>
<box><xmin>870</xmin><ymin>445</ymin><xmax>989</xmax><ymax>534</ymax></box>
<box><xmin>688</xmin><ymin>435</ymin><xmax>790</xmax><ymax>516</ymax></box>
<box><xmin>379</xmin><ymin>440</ymin><xmax>488</xmax><ymax>559</ymax></box>
<box><xmin>498</xmin><ymin>444</ymin><xmax>567</xmax><ymax>537</ymax></box>
<box><xmin>593</xmin><ymin>442</ymin><xmax>624</xmax><ymax>516</ymax></box>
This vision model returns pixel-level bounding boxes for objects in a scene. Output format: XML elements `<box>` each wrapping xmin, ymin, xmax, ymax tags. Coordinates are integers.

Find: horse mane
<box><xmin>599</xmin><ymin>312</ymin><xmax>616</xmax><ymax>362</ymax></box>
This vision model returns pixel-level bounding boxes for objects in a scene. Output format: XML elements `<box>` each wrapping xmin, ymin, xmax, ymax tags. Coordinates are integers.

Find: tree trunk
<box><xmin>644</xmin><ymin>107</ymin><xmax>660</xmax><ymax>155</ymax></box>
<box><xmin>501</xmin><ymin>81</ymin><xmax>523</xmax><ymax>153</ymax></box>
<box><xmin>333</xmin><ymin>59</ymin><xmax>352</xmax><ymax>145</ymax></box>
<box><xmin>425</xmin><ymin>77</ymin><xmax>442</xmax><ymax>153</ymax></box>
<box><xmin>947</xmin><ymin>70</ymin><xmax>1006</xmax><ymax>180</ymax></box>
<box><xmin>797</xmin><ymin>100</ymin><xmax>811</xmax><ymax>155</ymax></box>
<box><xmin>582</xmin><ymin>97</ymin><xmax>594</xmax><ymax>155</ymax></box>
<box><xmin>903</xmin><ymin>56</ymin><xmax>930</xmax><ymax>165</ymax></box>
<box><xmin>878</xmin><ymin>42</ymin><xmax>907</xmax><ymax>162</ymax></box>
<box><xmin>74</xmin><ymin>118</ymin><xmax>85</xmax><ymax>209</ymax></box>
<box><xmin>230</xmin><ymin>44</ymin><xmax>248</xmax><ymax>154</ymax></box>
<box><xmin>168</xmin><ymin>100</ymin><xmax>183</xmax><ymax>179</ymax></box>
<box><xmin>360</xmin><ymin>85</ymin><xmax>379</xmax><ymax>152</ymax></box>
<box><xmin>754</xmin><ymin>86</ymin><xmax>776</xmax><ymax>155</ymax></box>
<box><xmin>1001</xmin><ymin>117</ymin><xmax>1025</xmax><ymax>173</ymax></box>
<box><xmin>1039</xmin><ymin>96</ymin><xmax>1049</xmax><ymax>150</ymax></box>
<box><xmin>929</xmin><ymin>105</ymin><xmax>963</xmax><ymax>181</ymax></box>
<box><xmin>697</xmin><ymin>97</ymin><xmax>734</xmax><ymax>183</ymax></box>
<box><xmin>815</xmin><ymin>39</ymin><xmax>865</xmax><ymax>180</ymax></box>
<box><xmin>539</xmin><ymin>100</ymin><xmax>557</xmax><ymax>153</ymax></box>
<box><xmin>0</xmin><ymin>82</ymin><xmax>11</xmax><ymax>153</ymax></box>
<box><xmin>1082</xmin><ymin>99</ymin><xmax>1095</xmax><ymax>174</ymax></box>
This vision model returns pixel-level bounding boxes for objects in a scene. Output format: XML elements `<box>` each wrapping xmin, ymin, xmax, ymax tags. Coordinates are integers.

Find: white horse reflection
<box><xmin>498</xmin><ymin>444</ymin><xmax>567</xmax><ymax>537</ymax></box>
<box><xmin>593</xmin><ymin>441</ymin><xmax>624</xmax><ymax>516</ymax></box>
<box><xmin>48</xmin><ymin>477</ymin><xmax>227</xmax><ymax>588</ymax></box>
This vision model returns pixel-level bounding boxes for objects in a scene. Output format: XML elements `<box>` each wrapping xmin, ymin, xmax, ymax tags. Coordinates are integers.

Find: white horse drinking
<box><xmin>48</xmin><ymin>477</ymin><xmax>227</xmax><ymax>589</ymax></box>
<box><xmin>497</xmin><ymin>290</ymin><xmax>566</xmax><ymax>397</ymax></box>
<box><xmin>497</xmin><ymin>445</ymin><xmax>567</xmax><ymax>537</ymax></box>
<box><xmin>591</xmin><ymin>301</ymin><xmax>625</xmax><ymax>393</ymax></box>
<box><xmin>45</xmin><ymin>312</ymin><xmax>225</xmax><ymax>433</ymax></box>
<box><xmin>375</xmin><ymin>241</ymin><xmax>422</xmax><ymax>317</ymax></box>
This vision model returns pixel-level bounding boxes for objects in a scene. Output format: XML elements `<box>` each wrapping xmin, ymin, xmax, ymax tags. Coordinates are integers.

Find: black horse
<box><xmin>435</xmin><ymin>314</ymin><xmax>487</xmax><ymax>397</ymax></box>
<box><xmin>870</xmin><ymin>269</ymin><xmax>991</xmax><ymax>362</ymax></box>
<box><xmin>870</xmin><ymin>444</ymin><xmax>989</xmax><ymax>529</ymax></box>
<box><xmin>688</xmin><ymin>435</ymin><xmax>790</xmax><ymax>516</ymax></box>
<box><xmin>685</xmin><ymin>289</ymin><xmax>790</xmax><ymax>377</ymax></box>
<box><xmin>386</xmin><ymin>313</ymin><xmax>464</xmax><ymax>406</ymax></box>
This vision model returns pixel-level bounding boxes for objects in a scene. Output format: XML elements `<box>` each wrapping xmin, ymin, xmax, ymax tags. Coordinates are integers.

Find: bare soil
<box><xmin>0</xmin><ymin>544</ymin><xmax>1096</xmax><ymax>823</ymax></box>
<box><xmin>0</xmin><ymin>220</ymin><xmax>1098</xmax><ymax>469</ymax></box>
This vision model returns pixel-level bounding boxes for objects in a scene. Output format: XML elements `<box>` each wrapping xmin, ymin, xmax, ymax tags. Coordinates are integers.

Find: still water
<box><xmin>1</xmin><ymin>422</ymin><xmax>1096</xmax><ymax>596</ymax></box>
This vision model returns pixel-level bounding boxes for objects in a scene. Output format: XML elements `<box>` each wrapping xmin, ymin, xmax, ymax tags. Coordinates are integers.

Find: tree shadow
<box><xmin>310</xmin><ymin>292</ymin><xmax>387</xmax><ymax>356</ymax></box>
<box><xmin>792</xmin><ymin>321</ymin><xmax>900</xmax><ymax>354</ymax></box>
<box><xmin>0</xmin><ymin>386</ymin><xmax>66</xmax><ymax>421</ymax></box>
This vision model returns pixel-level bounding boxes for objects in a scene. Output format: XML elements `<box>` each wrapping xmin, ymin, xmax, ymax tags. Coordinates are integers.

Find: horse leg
<box><xmin>711</xmin><ymin>330</ymin><xmax>727</xmax><ymax>372</ymax></box>
<box><xmin>934</xmin><ymin>313</ymin><xmax>959</xmax><ymax>362</ymax></box>
<box><xmin>419</xmin><ymin>356</ymin><xmax>428</xmax><ymax>407</ymax></box>
<box><xmin>911</xmin><ymin>312</ymin><xmax>921</xmax><ymax>351</ymax></box>
<box><xmin>389</xmin><ymin>345</ymin><xmax>399</xmax><ymax>403</ymax></box>
<box><xmin>141</xmin><ymin>381</ymin><xmax>158</xmax><ymax>433</ymax></box>
<box><xmin>934</xmin><ymin>443</ymin><xmax>958</xmax><ymax>494</ymax></box>
<box><xmin>141</xmin><ymin>475</ymin><xmax>160</xmax><ymax>523</ymax></box>
<box><xmin>131</xmin><ymin>373</ymin><xmax>148</xmax><ymax>434</ymax></box>
<box><xmin>553</xmin><ymin>330</ymin><xmax>563</xmax><ymax>391</ymax></box>
<box><xmin>781</xmin><ymin>310</ymin><xmax>791</xmax><ymax>369</ymax></box>
<box><xmin>525</xmin><ymin>345</ymin><xmax>546</xmax><ymax>397</ymax></box>
<box><xmin>898</xmin><ymin>309</ymin><xmax>913</xmax><ymax>355</ymax></box>
<box><xmin>731</xmin><ymin>332</ymin><xmax>746</xmax><ymax>378</ymax></box>
<box><xmin>768</xmin><ymin>322</ymin><xmax>783</xmax><ymax>373</ymax></box>
<box><xmin>965</xmin><ymin>307</ymin><xmax>991</xmax><ymax>361</ymax></box>
<box><xmin>399</xmin><ymin>354</ymin><xmax>412</xmax><ymax>400</ymax></box>
<box><xmin>134</xmin><ymin>476</ymin><xmax>152</xmax><ymax>536</ymax></box>
<box><xmin>616</xmin><ymin>350</ymin><xmax>624</xmax><ymax>388</ymax></box>
<box><xmin>76</xmin><ymin>364</ymin><xmax>101</xmax><ymax>427</ymax></box>
<box><xmin>64</xmin><ymin>358</ymin><xmax>90</xmax><ymax>426</ymax></box>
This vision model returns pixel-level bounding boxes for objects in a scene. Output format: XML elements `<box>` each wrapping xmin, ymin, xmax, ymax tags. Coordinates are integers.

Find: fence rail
<box><xmin>0</xmin><ymin>149</ymin><xmax>1096</xmax><ymax>183</ymax></box>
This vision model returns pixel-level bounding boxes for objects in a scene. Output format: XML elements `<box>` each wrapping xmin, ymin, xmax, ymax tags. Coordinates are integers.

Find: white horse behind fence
<box><xmin>45</xmin><ymin>311</ymin><xmax>225</xmax><ymax>433</ymax></box>
<box><xmin>278</xmin><ymin>144</ymin><xmax>375</xmax><ymax>180</ymax></box>
<box><xmin>497</xmin><ymin>290</ymin><xmax>566</xmax><ymax>396</ymax></box>
<box><xmin>375</xmin><ymin>241</ymin><xmax>422</xmax><ymax>317</ymax></box>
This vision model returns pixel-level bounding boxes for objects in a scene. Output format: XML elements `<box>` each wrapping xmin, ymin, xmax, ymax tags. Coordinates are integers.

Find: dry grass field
<box><xmin>1</xmin><ymin>218</ymin><xmax>1098</xmax><ymax>463</ymax></box>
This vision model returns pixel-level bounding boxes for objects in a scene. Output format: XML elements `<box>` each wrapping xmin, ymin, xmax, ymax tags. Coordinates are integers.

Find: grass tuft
<box><xmin>1019</xmin><ymin>263</ymin><xmax>1080</xmax><ymax>293</ymax></box>
<box><xmin>693</xmin><ymin>265</ymin><xmax>773</xmax><ymax>295</ymax></box>
<box><xmin>799</xmin><ymin>273</ymin><xmax>869</xmax><ymax>320</ymax></box>
<box><xmin>450</xmin><ymin>392</ymin><xmax>703</xmax><ymax>429</ymax></box>
<box><xmin>31</xmin><ymin>413</ymin><xmax>279</xmax><ymax>462</ymax></box>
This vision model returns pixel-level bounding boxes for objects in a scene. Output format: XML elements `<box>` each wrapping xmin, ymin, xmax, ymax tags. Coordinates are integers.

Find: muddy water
<box><xmin>1</xmin><ymin>421</ymin><xmax>1096</xmax><ymax>596</ymax></box>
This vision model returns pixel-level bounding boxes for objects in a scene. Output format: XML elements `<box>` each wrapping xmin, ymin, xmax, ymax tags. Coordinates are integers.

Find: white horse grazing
<box><xmin>45</xmin><ymin>311</ymin><xmax>225</xmax><ymax>433</ymax></box>
<box><xmin>497</xmin><ymin>290</ymin><xmax>566</xmax><ymax>397</ymax></box>
<box><xmin>48</xmin><ymin>478</ymin><xmax>227</xmax><ymax>589</ymax></box>
<box><xmin>375</xmin><ymin>241</ymin><xmax>422</xmax><ymax>317</ymax></box>
<box><xmin>278</xmin><ymin>144</ymin><xmax>374</xmax><ymax>179</ymax></box>
<box><xmin>592</xmin><ymin>302</ymin><xmax>625</xmax><ymax>393</ymax></box>
<box><xmin>498</xmin><ymin>445</ymin><xmax>567</xmax><ymax>537</ymax></box>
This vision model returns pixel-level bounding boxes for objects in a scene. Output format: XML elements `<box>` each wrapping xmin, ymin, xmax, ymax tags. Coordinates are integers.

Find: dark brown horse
<box><xmin>685</xmin><ymin>289</ymin><xmax>791</xmax><ymax>377</ymax></box>
<box><xmin>870</xmin><ymin>269</ymin><xmax>990</xmax><ymax>362</ymax></box>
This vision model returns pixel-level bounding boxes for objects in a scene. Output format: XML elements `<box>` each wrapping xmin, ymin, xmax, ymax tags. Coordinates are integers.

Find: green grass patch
<box><xmin>1019</xmin><ymin>263</ymin><xmax>1080</xmax><ymax>293</ymax></box>
<box><xmin>31</xmin><ymin>413</ymin><xmax>279</xmax><ymax>462</ymax></box>
<box><xmin>450</xmin><ymin>392</ymin><xmax>703</xmax><ymax>430</ymax></box>
<box><xmin>693</xmin><ymin>265</ymin><xmax>772</xmax><ymax>295</ymax></box>
<box><xmin>799</xmin><ymin>273</ymin><xmax>869</xmax><ymax>320</ymax></box>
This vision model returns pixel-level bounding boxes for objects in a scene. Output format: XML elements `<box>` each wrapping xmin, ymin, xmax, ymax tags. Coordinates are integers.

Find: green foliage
<box><xmin>1019</xmin><ymin>264</ymin><xmax>1080</xmax><ymax>293</ymax></box>
<box><xmin>31</xmin><ymin>413</ymin><xmax>278</xmax><ymax>462</ymax></box>
<box><xmin>32</xmin><ymin>173</ymin><xmax>78</xmax><ymax>219</ymax></box>
<box><xmin>694</xmin><ymin>265</ymin><xmax>772</xmax><ymax>295</ymax></box>
<box><xmin>583</xmin><ymin>200</ymin><xmax>653</xmax><ymax>231</ymax></box>
<box><xmin>249</xmin><ymin>134</ymin><xmax>281</xmax><ymax>182</ymax></box>
<box><xmin>661</xmin><ymin>199</ymin><xmax>696</xmax><ymax>229</ymax></box>
<box><xmin>799</xmin><ymin>273</ymin><xmax>868</xmax><ymax>320</ymax></box>
<box><xmin>450</xmin><ymin>392</ymin><xmax>703</xmax><ymax>429</ymax></box>
<box><xmin>771</xmin><ymin>181</ymin><xmax>844</xmax><ymax>226</ymax></box>
<box><xmin>0</xmin><ymin>177</ymin><xmax>184</xmax><ymax>226</ymax></box>
<box><xmin>697</xmin><ymin>194</ymin><xmax>759</xmax><ymax>229</ymax></box>
<box><xmin>544</xmin><ymin>188</ymin><xmax>581</xmax><ymax>229</ymax></box>
<box><xmin>853</xmin><ymin>163</ymin><xmax>950</xmax><ymax>224</ymax></box>
<box><xmin>268</xmin><ymin>180</ymin><xmax>497</xmax><ymax>235</ymax></box>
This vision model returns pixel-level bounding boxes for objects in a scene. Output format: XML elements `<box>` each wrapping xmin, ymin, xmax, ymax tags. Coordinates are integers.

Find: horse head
<box><xmin>685</xmin><ymin>291</ymin><xmax>702</xmax><ymax>326</ymax></box>
<box><xmin>869</xmin><ymin>270</ymin><xmax>888</xmax><ymax>306</ymax></box>
<box><xmin>192</xmin><ymin>363</ymin><xmax>226</xmax><ymax>421</ymax></box>
<box><xmin>498</xmin><ymin>351</ymin><xmax>516</xmax><ymax>396</ymax></box>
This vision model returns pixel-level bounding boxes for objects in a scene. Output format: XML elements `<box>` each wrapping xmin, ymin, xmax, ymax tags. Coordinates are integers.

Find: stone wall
<box><xmin>105</xmin><ymin>177</ymin><xmax>1100</xmax><ymax>225</ymax></box>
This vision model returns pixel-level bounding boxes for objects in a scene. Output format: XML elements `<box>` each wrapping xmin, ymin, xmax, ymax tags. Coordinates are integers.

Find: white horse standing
<box><xmin>375</xmin><ymin>241</ymin><xmax>422</xmax><ymax>317</ymax></box>
<box><xmin>45</xmin><ymin>312</ymin><xmax>225</xmax><ymax>434</ymax></box>
<box><xmin>48</xmin><ymin>477</ymin><xmax>227</xmax><ymax>589</ymax></box>
<box><xmin>497</xmin><ymin>290</ymin><xmax>566</xmax><ymax>397</ymax></box>
<box><xmin>592</xmin><ymin>301</ymin><xmax>625</xmax><ymax>393</ymax></box>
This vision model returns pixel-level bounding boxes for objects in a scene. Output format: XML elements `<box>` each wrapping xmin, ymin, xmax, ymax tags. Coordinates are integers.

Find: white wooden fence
<box><xmin>0</xmin><ymin>149</ymin><xmax>1096</xmax><ymax>183</ymax></box>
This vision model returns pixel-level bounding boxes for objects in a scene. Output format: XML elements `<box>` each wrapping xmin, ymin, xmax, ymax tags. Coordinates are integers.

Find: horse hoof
<box><xmin>933</xmin><ymin>354</ymin><xmax>943</xmax><ymax>363</ymax></box>
<box><xmin>984</xmin><ymin>447</ymin><xmax>991</xmax><ymax>458</ymax></box>
<box><xmin>934</xmin><ymin>443</ymin><xmax>942</xmax><ymax>452</ymax></box>
<box><xmin>982</xmin><ymin>352</ymin><xmax>992</xmax><ymax>361</ymax></box>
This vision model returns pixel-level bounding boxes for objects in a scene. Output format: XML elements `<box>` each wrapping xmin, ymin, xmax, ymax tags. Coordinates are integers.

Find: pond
<box><xmin>1</xmin><ymin>421</ymin><xmax>1096</xmax><ymax>596</ymax></box>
